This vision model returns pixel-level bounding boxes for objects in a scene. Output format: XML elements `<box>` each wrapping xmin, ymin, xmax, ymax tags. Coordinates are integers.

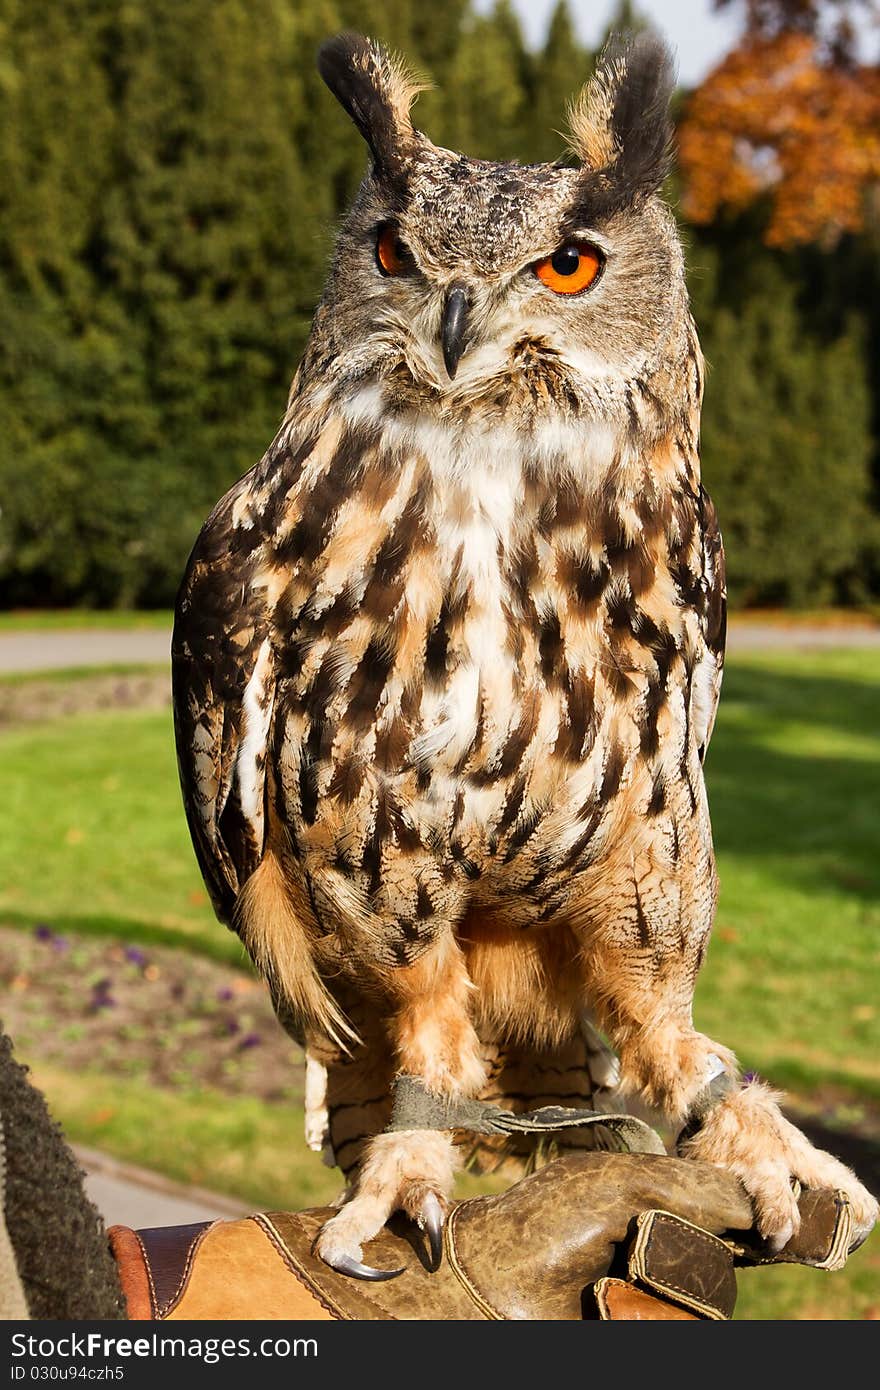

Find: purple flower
<box><xmin>92</xmin><ymin>994</ymin><xmax>116</xmax><ymax>1010</ymax></box>
<box><xmin>34</xmin><ymin>924</ymin><xmax>53</xmax><ymax>942</ymax></box>
<box><xmin>125</xmin><ymin>947</ymin><xmax>147</xmax><ymax>966</ymax></box>
<box><xmin>742</xmin><ymin>1071</ymin><xmax>759</xmax><ymax>1086</ymax></box>
<box><xmin>225</xmin><ymin>1018</ymin><xmax>240</xmax><ymax>1035</ymax></box>
<box><xmin>51</xmin><ymin>936</ymin><xmax>69</xmax><ymax>954</ymax></box>
<box><xmin>216</xmin><ymin>987</ymin><xmax>234</xmax><ymax>1003</ymax></box>
<box><xmin>91</xmin><ymin>978</ymin><xmax>113</xmax><ymax>997</ymax></box>
<box><xmin>238</xmin><ymin>1032</ymin><xmax>261</xmax><ymax>1051</ymax></box>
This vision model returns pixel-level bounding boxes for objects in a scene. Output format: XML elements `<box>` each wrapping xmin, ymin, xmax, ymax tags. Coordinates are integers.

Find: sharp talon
<box><xmin>420</xmin><ymin>1191</ymin><xmax>445</xmax><ymax>1272</ymax></box>
<box><xmin>765</xmin><ymin>1220</ymin><xmax>795</xmax><ymax>1255</ymax></box>
<box><xmin>323</xmin><ymin>1252</ymin><xmax>406</xmax><ymax>1281</ymax></box>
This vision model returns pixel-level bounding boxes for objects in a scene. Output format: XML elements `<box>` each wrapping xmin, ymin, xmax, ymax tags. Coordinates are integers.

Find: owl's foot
<box><xmin>681</xmin><ymin>1078</ymin><xmax>879</xmax><ymax>1251</ymax></box>
<box><xmin>314</xmin><ymin>1129</ymin><xmax>456</xmax><ymax>1279</ymax></box>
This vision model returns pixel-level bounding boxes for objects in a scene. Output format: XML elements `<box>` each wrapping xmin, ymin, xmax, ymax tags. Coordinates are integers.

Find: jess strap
<box><xmin>385</xmin><ymin>1073</ymin><xmax>668</xmax><ymax>1154</ymax></box>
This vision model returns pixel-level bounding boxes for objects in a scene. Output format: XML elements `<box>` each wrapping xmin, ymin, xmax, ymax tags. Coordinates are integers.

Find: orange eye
<box><xmin>534</xmin><ymin>242</ymin><xmax>604</xmax><ymax>295</ymax></box>
<box><xmin>376</xmin><ymin>223</ymin><xmax>411</xmax><ymax>277</ymax></box>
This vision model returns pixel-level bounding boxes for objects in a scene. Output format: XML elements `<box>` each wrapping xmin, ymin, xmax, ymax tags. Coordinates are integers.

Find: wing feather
<box><xmin>172</xmin><ymin>475</ymin><xmax>272</xmax><ymax>925</ymax></box>
<box><xmin>691</xmin><ymin>484</ymin><xmax>727</xmax><ymax>760</ymax></box>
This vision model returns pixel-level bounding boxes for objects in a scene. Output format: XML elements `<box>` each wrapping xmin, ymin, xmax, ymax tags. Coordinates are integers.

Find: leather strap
<box><xmin>628</xmin><ymin>1209</ymin><xmax>736</xmax><ymax>1319</ymax></box>
<box><xmin>594</xmin><ymin>1278</ymin><xmax>700</xmax><ymax>1320</ymax></box>
<box><xmin>386</xmin><ymin>1074</ymin><xmax>667</xmax><ymax>1155</ymax></box>
<box><xmin>732</xmin><ymin>1188</ymin><xmax>855</xmax><ymax>1271</ymax></box>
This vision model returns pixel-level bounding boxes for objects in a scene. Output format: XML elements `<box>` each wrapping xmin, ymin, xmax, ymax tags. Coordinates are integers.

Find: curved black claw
<box><xmin>420</xmin><ymin>1192</ymin><xmax>445</xmax><ymax>1273</ymax></box>
<box><xmin>323</xmin><ymin>1252</ymin><xmax>406</xmax><ymax>1282</ymax></box>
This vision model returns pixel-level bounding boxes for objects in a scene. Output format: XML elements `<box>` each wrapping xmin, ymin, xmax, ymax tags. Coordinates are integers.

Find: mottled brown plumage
<box><xmin>173</xmin><ymin>30</ymin><xmax>877</xmax><ymax>1272</ymax></box>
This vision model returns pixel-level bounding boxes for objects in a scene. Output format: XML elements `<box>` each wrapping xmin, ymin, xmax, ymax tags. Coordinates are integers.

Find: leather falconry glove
<box><xmin>109</xmin><ymin>1150</ymin><xmax>865</xmax><ymax>1321</ymax></box>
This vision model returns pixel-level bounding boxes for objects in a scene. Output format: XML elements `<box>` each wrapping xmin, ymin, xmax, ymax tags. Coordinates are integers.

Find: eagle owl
<box><xmin>173</xmin><ymin>32</ymin><xmax>876</xmax><ymax>1275</ymax></box>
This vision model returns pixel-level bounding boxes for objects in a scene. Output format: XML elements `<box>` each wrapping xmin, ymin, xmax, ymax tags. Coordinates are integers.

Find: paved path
<box><xmin>726</xmin><ymin>623</ymin><xmax>880</xmax><ymax>651</ymax></box>
<box><xmin>1</xmin><ymin>622</ymin><xmax>878</xmax><ymax>676</ymax></box>
<box><xmin>0</xmin><ymin>629</ymin><xmax>170</xmax><ymax>674</ymax></box>
<box><xmin>74</xmin><ymin>1145</ymin><xmax>249</xmax><ymax>1229</ymax></box>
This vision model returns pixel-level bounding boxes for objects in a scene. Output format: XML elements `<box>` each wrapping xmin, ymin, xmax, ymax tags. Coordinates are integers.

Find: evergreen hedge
<box><xmin>0</xmin><ymin>0</ymin><xmax>875</xmax><ymax>608</ymax></box>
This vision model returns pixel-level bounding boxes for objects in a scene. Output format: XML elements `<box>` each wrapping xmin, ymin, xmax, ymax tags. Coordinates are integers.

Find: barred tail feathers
<box><xmin>235</xmin><ymin>851</ymin><xmax>360</xmax><ymax>1053</ymax></box>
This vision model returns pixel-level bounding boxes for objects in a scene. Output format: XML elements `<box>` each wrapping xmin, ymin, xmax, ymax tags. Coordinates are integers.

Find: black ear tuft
<box><xmin>317</xmin><ymin>32</ymin><xmax>425</xmax><ymax>180</ymax></box>
<box><xmin>607</xmin><ymin>31</ymin><xmax>676</xmax><ymax>201</ymax></box>
<box><xmin>567</xmin><ymin>30</ymin><xmax>676</xmax><ymax>217</ymax></box>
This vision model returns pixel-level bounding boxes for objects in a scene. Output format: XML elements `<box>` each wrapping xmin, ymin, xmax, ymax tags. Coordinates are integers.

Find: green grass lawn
<box><xmin>701</xmin><ymin>648</ymin><xmax>880</xmax><ymax>1095</ymax></box>
<box><xmin>0</xmin><ymin>663</ymin><xmax>166</xmax><ymax>688</ymax></box>
<box><xmin>1</xmin><ymin>646</ymin><xmax>878</xmax><ymax>1318</ymax></box>
<box><xmin>0</xmin><ymin>703</ymin><xmax>234</xmax><ymax>963</ymax></box>
<box><xmin>0</xmin><ymin>609</ymin><xmax>173</xmax><ymax>632</ymax></box>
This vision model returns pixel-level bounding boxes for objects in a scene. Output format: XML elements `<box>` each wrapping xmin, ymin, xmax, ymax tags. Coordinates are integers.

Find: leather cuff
<box><xmin>592</xmin><ymin>1209</ymin><xmax>737</xmax><ymax>1320</ymax></box>
<box><xmin>628</xmin><ymin>1209</ymin><xmax>736</xmax><ymax>1318</ymax></box>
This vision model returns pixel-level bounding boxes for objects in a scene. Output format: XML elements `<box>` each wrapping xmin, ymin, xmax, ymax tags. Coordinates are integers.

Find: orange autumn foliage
<box><xmin>678</xmin><ymin>32</ymin><xmax>880</xmax><ymax>247</ymax></box>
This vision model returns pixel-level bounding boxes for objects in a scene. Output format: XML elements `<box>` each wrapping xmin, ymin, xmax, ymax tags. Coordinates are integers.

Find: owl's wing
<box><xmin>171</xmin><ymin>474</ymin><xmax>274</xmax><ymax>926</ymax></box>
<box><xmin>691</xmin><ymin>484</ymin><xmax>727</xmax><ymax>761</ymax></box>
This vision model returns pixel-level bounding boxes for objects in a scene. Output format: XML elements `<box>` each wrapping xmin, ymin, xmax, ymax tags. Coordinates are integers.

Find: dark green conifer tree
<box><xmin>529</xmin><ymin>1</ymin><xmax>590</xmax><ymax>164</ymax></box>
<box><xmin>0</xmin><ymin>0</ymin><xmax>877</xmax><ymax>609</ymax></box>
<box><xmin>447</xmin><ymin>1</ymin><xmax>531</xmax><ymax>161</ymax></box>
<box><xmin>697</xmin><ymin>255</ymin><xmax>873</xmax><ymax>606</ymax></box>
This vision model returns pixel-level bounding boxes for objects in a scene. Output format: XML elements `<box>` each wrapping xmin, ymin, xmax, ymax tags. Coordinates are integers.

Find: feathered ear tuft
<box><xmin>318</xmin><ymin>32</ymin><xmax>429</xmax><ymax>180</ymax></box>
<box><xmin>567</xmin><ymin>31</ymin><xmax>676</xmax><ymax>208</ymax></box>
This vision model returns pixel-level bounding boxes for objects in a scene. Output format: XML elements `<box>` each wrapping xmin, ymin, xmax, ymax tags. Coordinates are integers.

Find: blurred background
<box><xmin>0</xmin><ymin>0</ymin><xmax>878</xmax><ymax>1319</ymax></box>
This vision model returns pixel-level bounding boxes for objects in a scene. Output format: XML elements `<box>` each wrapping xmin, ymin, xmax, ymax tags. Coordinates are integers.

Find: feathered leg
<box><xmin>315</xmin><ymin>933</ymin><xmax>485</xmax><ymax>1276</ymax></box>
<box><xmin>582</xmin><ymin>835</ymin><xmax>878</xmax><ymax>1250</ymax></box>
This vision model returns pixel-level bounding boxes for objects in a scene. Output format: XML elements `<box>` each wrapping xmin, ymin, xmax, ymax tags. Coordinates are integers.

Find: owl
<box><xmin>172</xmin><ymin>32</ymin><xmax>877</xmax><ymax>1277</ymax></box>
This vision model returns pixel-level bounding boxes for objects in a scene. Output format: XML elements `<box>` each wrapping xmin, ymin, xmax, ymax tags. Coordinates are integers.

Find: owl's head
<box><xmin>310</xmin><ymin>31</ymin><xmax>688</xmax><ymax>427</ymax></box>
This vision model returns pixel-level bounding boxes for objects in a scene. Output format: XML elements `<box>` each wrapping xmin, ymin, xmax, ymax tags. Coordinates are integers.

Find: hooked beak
<box><xmin>441</xmin><ymin>283</ymin><xmax>470</xmax><ymax>380</ymax></box>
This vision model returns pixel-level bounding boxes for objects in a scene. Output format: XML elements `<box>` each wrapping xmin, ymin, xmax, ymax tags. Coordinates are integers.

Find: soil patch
<box><xmin>0</xmin><ymin>672</ymin><xmax>170</xmax><ymax>727</ymax></box>
<box><xmin>0</xmin><ymin>923</ymin><xmax>304</xmax><ymax>1103</ymax></box>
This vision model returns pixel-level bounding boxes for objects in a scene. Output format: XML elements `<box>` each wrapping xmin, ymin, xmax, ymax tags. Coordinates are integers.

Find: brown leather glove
<box><xmin>108</xmin><ymin>1152</ymin><xmax>863</xmax><ymax>1321</ymax></box>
